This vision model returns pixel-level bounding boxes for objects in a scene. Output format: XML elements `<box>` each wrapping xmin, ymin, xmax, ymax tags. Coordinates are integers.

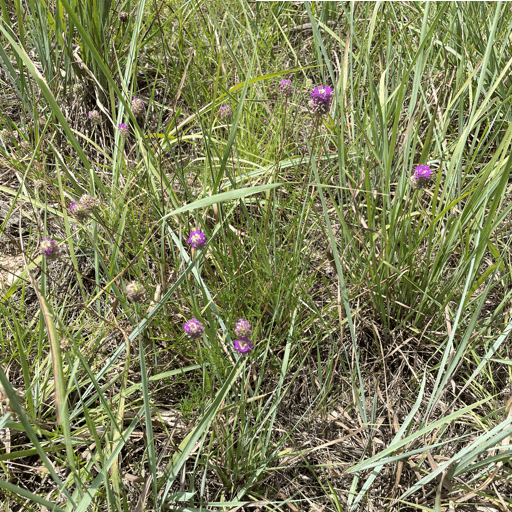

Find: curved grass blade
<box><xmin>161</xmin><ymin>183</ymin><xmax>282</xmax><ymax>218</ymax></box>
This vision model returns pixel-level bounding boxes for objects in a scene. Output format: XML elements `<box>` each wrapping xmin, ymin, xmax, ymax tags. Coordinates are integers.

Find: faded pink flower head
<box><xmin>131</xmin><ymin>97</ymin><xmax>145</xmax><ymax>117</ymax></box>
<box><xmin>219</xmin><ymin>105</ymin><xmax>232</xmax><ymax>120</ymax></box>
<box><xmin>118</xmin><ymin>123</ymin><xmax>129</xmax><ymax>138</ymax></box>
<box><xmin>234</xmin><ymin>319</ymin><xmax>252</xmax><ymax>338</ymax></box>
<box><xmin>184</xmin><ymin>317</ymin><xmax>205</xmax><ymax>339</ymax></box>
<box><xmin>280</xmin><ymin>79</ymin><xmax>294</xmax><ymax>98</ymax></box>
<box><xmin>41</xmin><ymin>237</ymin><xmax>61</xmax><ymax>261</ymax></box>
<box><xmin>126</xmin><ymin>281</ymin><xmax>145</xmax><ymax>302</ymax></box>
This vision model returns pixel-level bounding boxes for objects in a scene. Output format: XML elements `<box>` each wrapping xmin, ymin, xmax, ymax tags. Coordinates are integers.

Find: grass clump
<box><xmin>1</xmin><ymin>2</ymin><xmax>512</xmax><ymax>511</ymax></box>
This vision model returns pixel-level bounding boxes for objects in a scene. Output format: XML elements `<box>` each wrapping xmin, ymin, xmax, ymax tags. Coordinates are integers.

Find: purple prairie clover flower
<box><xmin>310</xmin><ymin>85</ymin><xmax>333</xmax><ymax>116</ymax></box>
<box><xmin>234</xmin><ymin>319</ymin><xmax>252</xmax><ymax>338</ymax></box>
<box><xmin>279</xmin><ymin>79</ymin><xmax>294</xmax><ymax>98</ymax></box>
<box><xmin>69</xmin><ymin>194</ymin><xmax>101</xmax><ymax>219</ymax></box>
<box><xmin>131</xmin><ymin>97</ymin><xmax>145</xmax><ymax>117</ymax></box>
<box><xmin>126</xmin><ymin>281</ymin><xmax>145</xmax><ymax>302</ymax></box>
<box><xmin>69</xmin><ymin>200</ymin><xmax>87</xmax><ymax>218</ymax></box>
<box><xmin>40</xmin><ymin>237</ymin><xmax>61</xmax><ymax>261</ymax></box>
<box><xmin>411</xmin><ymin>164</ymin><xmax>434</xmax><ymax>190</ymax></box>
<box><xmin>187</xmin><ymin>229</ymin><xmax>207</xmax><ymax>249</ymax></box>
<box><xmin>184</xmin><ymin>317</ymin><xmax>204</xmax><ymax>339</ymax></box>
<box><xmin>88</xmin><ymin>110</ymin><xmax>101</xmax><ymax>125</ymax></box>
<box><xmin>118</xmin><ymin>123</ymin><xmax>129</xmax><ymax>138</ymax></box>
<box><xmin>233</xmin><ymin>337</ymin><xmax>253</xmax><ymax>354</ymax></box>
<box><xmin>219</xmin><ymin>105</ymin><xmax>232</xmax><ymax>120</ymax></box>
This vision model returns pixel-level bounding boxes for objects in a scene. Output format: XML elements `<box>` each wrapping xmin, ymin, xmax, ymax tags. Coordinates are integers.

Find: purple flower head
<box><xmin>411</xmin><ymin>165</ymin><xmax>434</xmax><ymax>190</ymax></box>
<box><xmin>310</xmin><ymin>85</ymin><xmax>333</xmax><ymax>116</ymax></box>
<box><xmin>234</xmin><ymin>319</ymin><xmax>252</xmax><ymax>338</ymax></box>
<box><xmin>131</xmin><ymin>97</ymin><xmax>145</xmax><ymax>117</ymax></box>
<box><xmin>184</xmin><ymin>317</ymin><xmax>204</xmax><ymax>339</ymax></box>
<box><xmin>69</xmin><ymin>200</ymin><xmax>87</xmax><ymax>219</ymax></box>
<box><xmin>233</xmin><ymin>337</ymin><xmax>253</xmax><ymax>354</ymax></box>
<box><xmin>187</xmin><ymin>229</ymin><xmax>207</xmax><ymax>249</ymax></box>
<box><xmin>280</xmin><ymin>79</ymin><xmax>294</xmax><ymax>98</ymax></box>
<box><xmin>88</xmin><ymin>110</ymin><xmax>101</xmax><ymax>125</ymax></box>
<box><xmin>219</xmin><ymin>105</ymin><xmax>232</xmax><ymax>120</ymax></box>
<box><xmin>69</xmin><ymin>200</ymin><xmax>80</xmax><ymax>212</ymax></box>
<box><xmin>69</xmin><ymin>194</ymin><xmax>100</xmax><ymax>219</ymax></box>
<box><xmin>118</xmin><ymin>123</ymin><xmax>129</xmax><ymax>138</ymax></box>
<box><xmin>414</xmin><ymin>165</ymin><xmax>433</xmax><ymax>180</ymax></box>
<box><xmin>41</xmin><ymin>237</ymin><xmax>61</xmax><ymax>261</ymax></box>
<box><xmin>126</xmin><ymin>281</ymin><xmax>145</xmax><ymax>302</ymax></box>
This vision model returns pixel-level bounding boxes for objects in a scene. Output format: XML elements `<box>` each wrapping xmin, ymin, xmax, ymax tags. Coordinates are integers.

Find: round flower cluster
<box><xmin>219</xmin><ymin>105</ymin><xmax>232</xmax><ymax>120</ymax></box>
<box><xmin>234</xmin><ymin>318</ymin><xmax>252</xmax><ymax>338</ymax></box>
<box><xmin>126</xmin><ymin>281</ymin><xmax>145</xmax><ymax>302</ymax></box>
<box><xmin>41</xmin><ymin>237</ymin><xmax>61</xmax><ymax>261</ymax></box>
<box><xmin>119</xmin><ymin>11</ymin><xmax>129</xmax><ymax>22</ymax></box>
<box><xmin>187</xmin><ymin>229</ymin><xmax>207</xmax><ymax>250</ymax></box>
<box><xmin>279</xmin><ymin>79</ymin><xmax>294</xmax><ymax>98</ymax></box>
<box><xmin>310</xmin><ymin>86</ymin><xmax>333</xmax><ymax>116</ymax></box>
<box><xmin>233</xmin><ymin>337</ymin><xmax>253</xmax><ymax>354</ymax></box>
<box><xmin>0</xmin><ymin>128</ymin><xmax>13</xmax><ymax>147</ymax></box>
<box><xmin>410</xmin><ymin>165</ymin><xmax>434</xmax><ymax>190</ymax></box>
<box><xmin>88</xmin><ymin>110</ymin><xmax>101</xmax><ymax>125</ymax></box>
<box><xmin>233</xmin><ymin>318</ymin><xmax>253</xmax><ymax>354</ymax></box>
<box><xmin>69</xmin><ymin>194</ymin><xmax>101</xmax><ymax>219</ymax></box>
<box><xmin>184</xmin><ymin>317</ymin><xmax>205</xmax><ymax>340</ymax></box>
<box><xmin>118</xmin><ymin>123</ymin><xmax>130</xmax><ymax>138</ymax></box>
<box><xmin>72</xmin><ymin>82</ymin><xmax>85</xmax><ymax>98</ymax></box>
<box><xmin>131</xmin><ymin>97</ymin><xmax>145</xmax><ymax>117</ymax></box>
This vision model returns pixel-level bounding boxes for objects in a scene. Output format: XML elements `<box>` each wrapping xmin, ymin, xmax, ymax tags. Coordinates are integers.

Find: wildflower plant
<box><xmin>219</xmin><ymin>105</ymin><xmax>232</xmax><ymax>120</ymax></box>
<box><xmin>40</xmin><ymin>238</ymin><xmax>61</xmax><ymax>261</ymax></box>
<box><xmin>126</xmin><ymin>281</ymin><xmax>145</xmax><ymax>302</ymax></box>
<box><xmin>410</xmin><ymin>164</ymin><xmax>434</xmax><ymax>190</ymax></box>
<box><xmin>118</xmin><ymin>123</ymin><xmax>129</xmax><ymax>138</ymax></box>
<box><xmin>310</xmin><ymin>85</ymin><xmax>333</xmax><ymax>116</ymax></box>
<box><xmin>279</xmin><ymin>79</ymin><xmax>294</xmax><ymax>98</ymax></box>
<box><xmin>131</xmin><ymin>97</ymin><xmax>145</xmax><ymax>117</ymax></box>
<box><xmin>184</xmin><ymin>317</ymin><xmax>205</xmax><ymax>339</ymax></box>
<box><xmin>233</xmin><ymin>337</ymin><xmax>253</xmax><ymax>354</ymax></box>
<box><xmin>234</xmin><ymin>318</ymin><xmax>251</xmax><ymax>338</ymax></box>
<box><xmin>3</xmin><ymin>4</ymin><xmax>512</xmax><ymax>512</ymax></box>
<box><xmin>187</xmin><ymin>229</ymin><xmax>207</xmax><ymax>249</ymax></box>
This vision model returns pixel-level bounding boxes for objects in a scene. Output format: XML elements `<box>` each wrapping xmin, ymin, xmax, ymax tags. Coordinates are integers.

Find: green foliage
<box><xmin>1</xmin><ymin>2</ymin><xmax>512</xmax><ymax>511</ymax></box>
